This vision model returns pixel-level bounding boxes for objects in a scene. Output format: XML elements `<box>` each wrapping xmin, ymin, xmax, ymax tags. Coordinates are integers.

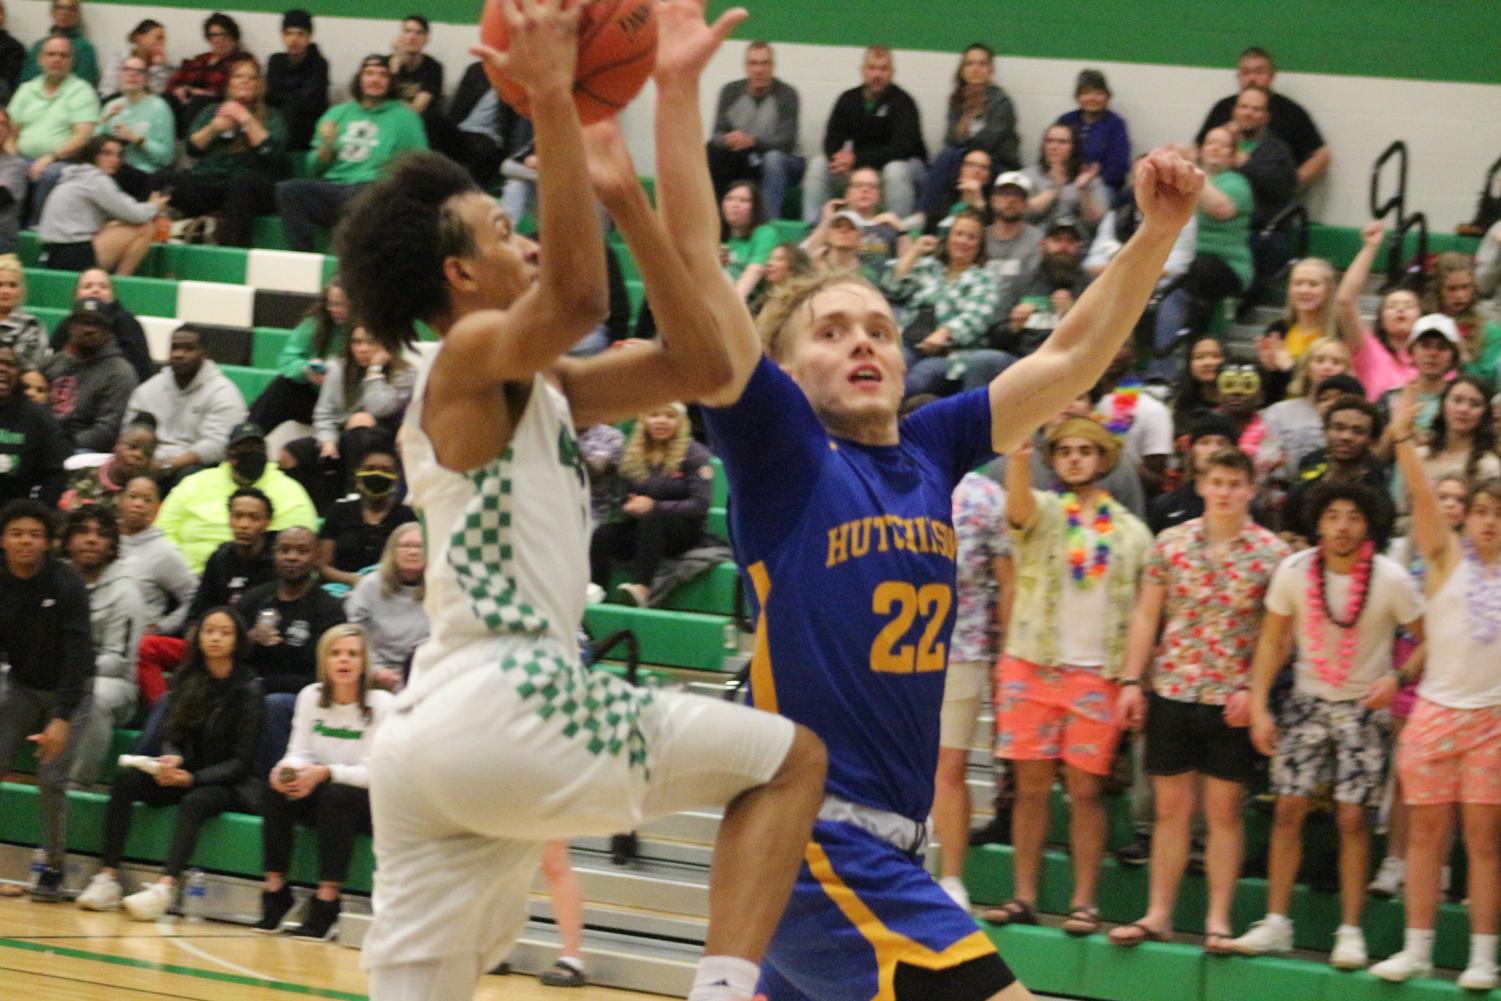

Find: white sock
<box><xmin>1264</xmin><ymin>912</ymin><xmax>1291</xmax><ymax>927</ymax></box>
<box><xmin>687</xmin><ymin>956</ymin><xmax>759</xmax><ymax>1001</ymax></box>
<box><xmin>1336</xmin><ymin>923</ymin><xmax>1362</xmax><ymax>936</ymax></box>
<box><xmin>1404</xmin><ymin>927</ymin><xmax>1435</xmax><ymax>963</ymax></box>
<box><xmin>1470</xmin><ymin>933</ymin><xmax>1498</xmax><ymax>969</ymax></box>
<box><xmin>556</xmin><ymin>955</ymin><xmax>585</xmax><ymax>973</ymax></box>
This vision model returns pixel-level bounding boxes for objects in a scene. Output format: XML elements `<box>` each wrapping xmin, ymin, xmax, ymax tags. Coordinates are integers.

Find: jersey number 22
<box><xmin>870</xmin><ymin>582</ymin><xmax>951</xmax><ymax>674</ymax></box>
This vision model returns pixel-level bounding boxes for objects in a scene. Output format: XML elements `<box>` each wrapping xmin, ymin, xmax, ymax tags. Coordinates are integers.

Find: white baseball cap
<box><xmin>1407</xmin><ymin>313</ymin><xmax>1461</xmax><ymax>348</ymax></box>
<box><xmin>991</xmin><ymin>171</ymin><xmax>1033</xmax><ymax>195</ymax></box>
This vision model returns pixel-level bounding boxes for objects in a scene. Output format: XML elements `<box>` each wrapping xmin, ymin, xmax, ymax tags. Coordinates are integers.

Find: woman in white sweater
<box><xmin>255</xmin><ymin>623</ymin><xmax>392</xmax><ymax>940</ymax></box>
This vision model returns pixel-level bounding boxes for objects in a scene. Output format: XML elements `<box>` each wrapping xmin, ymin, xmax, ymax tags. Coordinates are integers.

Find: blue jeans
<box><xmin>274</xmin><ymin>179</ymin><xmax>368</xmax><ymax>252</ymax></box>
<box><xmin>707</xmin><ymin>145</ymin><xmax>805</xmax><ymax>220</ymax></box>
<box><xmin>917</xmin><ymin>146</ymin><xmax>969</xmax><ymax>223</ymax></box>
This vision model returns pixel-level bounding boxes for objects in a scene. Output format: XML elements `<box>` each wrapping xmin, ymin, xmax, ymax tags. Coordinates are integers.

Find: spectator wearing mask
<box><xmin>275</xmin><ymin>55</ymin><xmax>427</xmax><ymax>253</ymax></box>
<box><xmin>159</xmin><ymin>59</ymin><xmax>288</xmax><ymax>249</ymax></box>
<box><xmin>58</xmin><ymin>419</ymin><xmax>154</xmax><ymax>510</ymax></box>
<box><xmin>164</xmin><ymin>12</ymin><xmax>254</xmax><ymax>131</ymax></box>
<box><xmin>0</xmin><ymin>343</ymin><xmax>67</xmax><ymax>506</ymax></box>
<box><xmin>317</xmin><ymin>441</ymin><xmax>416</xmax><ymax>589</ymax></box>
<box><xmin>20</xmin><ymin>0</ymin><xmax>99</xmax><ymax>89</ymax></box>
<box><xmin>49</xmin><ymin>268</ymin><xmax>152</xmax><ymax>381</ymax></box>
<box><xmin>61</xmin><ymin>505</ymin><xmax>145</xmax><ymax>786</ymax></box>
<box><xmin>0</xmin><ymin>251</ymin><xmax>48</xmax><ymax>369</ymax></box>
<box><xmin>156</xmin><ymin>421</ymin><xmax>317</xmax><ymax>573</ymax></box>
<box><xmin>248</xmin><ymin>276</ymin><xmax>348</xmax><ymax>434</ymax></box>
<box><xmin>589</xmin><ymin>404</ymin><xmax>712</xmax><ymax>608</ymax></box>
<box><xmin>916</xmin><ymin>44</ymin><xmax>1018</xmax><ymax>222</ymax></box>
<box><xmin>37</xmin><ymin>134</ymin><xmax>168</xmax><ymax>275</ymax></box>
<box><xmin>1196</xmin><ymin>46</ymin><xmax>1329</xmax><ymax>191</ymax></box>
<box><xmin>41</xmin><ymin>298</ymin><xmax>137</xmax><ymax>451</ymax></box>
<box><xmin>257</xmin><ymin>624</ymin><xmax>392</xmax><ymax>939</ymax></box>
<box><xmin>1057</xmin><ymin>69</ymin><xmax>1131</xmax><ymax>197</ymax></box>
<box><xmin>264</xmin><ymin>10</ymin><xmax>326</xmax><ymax>152</ymax></box>
<box><xmin>126</xmin><ymin>325</ymin><xmax>246</xmax><ymax>484</ymax></box>
<box><xmin>707</xmin><ymin>41</ymin><xmax>802</xmax><ymax>221</ymax></box>
<box><xmin>74</xmin><ymin>605</ymin><xmax>264</xmax><ymax>920</ymax></box>
<box><xmin>99</xmin><ymin>19</ymin><xmax>169</xmax><ymax>100</ymax></box>
<box><xmin>116</xmin><ymin>474</ymin><xmax>199</xmax><ymax>642</ymax></box>
<box><xmin>802</xmin><ymin>46</ymin><xmax>927</xmax><ymax>223</ymax></box>
<box><xmin>345</xmin><ymin>522</ymin><xmax>427</xmax><ymax>691</ymax></box>
<box><xmin>1280</xmin><ymin>396</ymin><xmax>1388</xmax><ymax>546</ymax></box>
<box><xmin>0</xmin><ymin>499</ymin><xmax>92</xmax><ymax>902</ymax></box>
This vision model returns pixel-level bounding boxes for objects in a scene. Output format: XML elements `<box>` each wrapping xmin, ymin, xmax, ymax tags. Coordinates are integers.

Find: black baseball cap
<box><xmin>227</xmin><ymin>421</ymin><xmax>266</xmax><ymax>446</ymax></box>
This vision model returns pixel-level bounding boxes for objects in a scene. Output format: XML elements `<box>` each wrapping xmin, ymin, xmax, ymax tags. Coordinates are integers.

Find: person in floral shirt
<box><xmin>932</xmin><ymin>470</ymin><xmax>1011</xmax><ymax>912</ymax></box>
<box><xmin>1109</xmin><ymin>448</ymin><xmax>1289</xmax><ymax>952</ymax></box>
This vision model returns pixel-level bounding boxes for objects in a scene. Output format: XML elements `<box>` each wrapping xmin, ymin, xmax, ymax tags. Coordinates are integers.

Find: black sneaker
<box><xmin>288</xmin><ymin>896</ymin><xmax>341</xmax><ymax>941</ymax></box>
<box><xmin>968</xmin><ymin>812</ymin><xmax>1012</xmax><ymax>847</ymax></box>
<box><xmin>253</xmin><ymin>886</ymin><xmax>294</xmax><ymax>933</ymax></box>
<box><xmin>30</xmin><ymin>866</ymin><xmax>65</xmax><ymax>903</ymax></box>
<box><xmin>1113</xmin><ymin>834</ymin><xmax>1152</xmax><ymax>867</ymax></box>
<box><xmin>488</xmin><ymin>962</ymin><xmax>513</xmax><ymax>976</ymax></box>
<box><xmin>610</xmin><ymin>833</ymin><xmax>638</xmax><ymax>867</ymax></box>
<box><xmin>539</xmin><ymin>958</ymin><xmax>588</xmax><ymax>987</ymax></box>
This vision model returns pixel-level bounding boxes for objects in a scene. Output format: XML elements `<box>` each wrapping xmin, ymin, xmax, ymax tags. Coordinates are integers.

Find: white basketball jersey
<box><xmin>399</xmin><ymin>345</ymin><xmax>591</xmax><ymax>680</ymax></box>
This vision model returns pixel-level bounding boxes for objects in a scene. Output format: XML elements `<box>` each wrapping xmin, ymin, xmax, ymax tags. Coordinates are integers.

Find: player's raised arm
<box><xmin>985</xmin><ymin>150</ymin><xmax>1202</xmax><ymax>454</ymax></box>
<box><xmin>648</xmin><ymin>0</ymin><xmax>763</xmax><ymax>407</ymax></box>
<box><xmin>552</xmin><ymin>121</ymin><xmax>733</xmax><ymax>424</ymax></box>
<box><xmin>441</xmin><ymin>0</ymin><xmax>607</xmax><ymax>384</ymax></box>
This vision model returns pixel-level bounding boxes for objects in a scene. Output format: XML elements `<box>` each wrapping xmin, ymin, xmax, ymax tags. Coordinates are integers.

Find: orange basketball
<box><xmin>480</xmin><ymin>0</ymin><xmax>657</xmax><ymax>124</ymax></box>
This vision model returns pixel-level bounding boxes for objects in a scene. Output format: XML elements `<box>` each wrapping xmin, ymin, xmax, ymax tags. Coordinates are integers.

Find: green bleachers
<box><xmin>220</xmin><ymin>364</ymin><xmax>278</xmax><ymax>405</ymax></box>
<box><xmin>583</xmin><ymin>604</ymin><xmax>738</xmax><ymax>672</ymax></box>
<box><xmin>251</xmin><ymin>327</ymin><xmax>291</xmax><ymax>370</ymax></box>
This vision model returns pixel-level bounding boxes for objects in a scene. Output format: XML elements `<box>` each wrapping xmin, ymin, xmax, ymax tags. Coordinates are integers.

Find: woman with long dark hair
<box><xmin>1023</xmin><ymin>122</ymin><xmax>1106</xmax><ymax>233</ymax></box>
<box><xmin>247</xmin><ymin>276</ymin><xmax>350</xmax><ymax>433</ymax></box>
<box><xmin>37</xmin><ymin>134</ymin><xmax>168</xmax><ymax>275</ymax></box>
<box><xmin>915</xmin><ymin>43</ymin><xmax>1018</xmax><ymax>222</ymax></box>
<box><xmin>75</xmin><ymin>607</ymin><xmax>264</xmax><ymax>919</ymax></box>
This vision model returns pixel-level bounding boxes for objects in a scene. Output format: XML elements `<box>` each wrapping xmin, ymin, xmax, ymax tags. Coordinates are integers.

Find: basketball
<box><xmin>480</xmin><ymin>0</ymin><xmax>658</xmax><ymax>124</ymax></box>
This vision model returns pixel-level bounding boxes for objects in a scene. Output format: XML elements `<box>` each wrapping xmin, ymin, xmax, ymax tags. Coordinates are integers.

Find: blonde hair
<box><xmin>1430</xmin><ymin>252</ymin><xmax>1483</xmax><ymax>359</ymax></box>
<box><xmin>1288</xmin><ymin>335</ymin><xmax>1351</xmax><ymax>398</ymax></box>
<box><xmin>377</xmin><ymin>521</ymin><xmax>424</xmax><ymax>600</ymax></box>
<box><xmin>1282</xmin><ymin>258</ymin><xmax>1340</xmax><ymax>342</ymax></box>
<box><xmin>756</xmin><ymin>272</ymin><xmax>882</xmax><ymax>363</ymax></box>
<box><xmin>0</xmin><ymin>254</ymin><xmax>27</xmax><ymax>294</ymax></box>
<box><xmin>619</xmin><ymin>405</ymin><xmax>690</xmax><ymax>483</ymax></box>
<box><xmin>314</xmin><ymin>623</ymin><xmax>373</xmax><ymax>721</ymax></box>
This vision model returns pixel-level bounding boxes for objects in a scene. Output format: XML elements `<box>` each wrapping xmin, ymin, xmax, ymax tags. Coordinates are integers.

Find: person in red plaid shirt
<box><xmin>164</xmin><ymin>12</ymin><xmax>252</xmax><ymax>130</ymax></box>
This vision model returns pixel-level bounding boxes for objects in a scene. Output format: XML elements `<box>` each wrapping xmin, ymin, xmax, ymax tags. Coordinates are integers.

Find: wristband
<box><xmin>1118</xmin><ymin>678</ymin><xmax>1142</xmax><ymax>688</ymax></box>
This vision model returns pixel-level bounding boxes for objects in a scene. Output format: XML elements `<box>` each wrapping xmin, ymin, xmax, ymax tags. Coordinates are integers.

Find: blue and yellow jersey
<box><xmin>705</xmin><ymin>358</ymin><xmax>995</xmax><ymax>823</ymax></box>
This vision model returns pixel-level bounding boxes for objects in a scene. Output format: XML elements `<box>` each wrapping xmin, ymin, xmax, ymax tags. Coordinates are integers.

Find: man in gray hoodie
<box><xmin>125</xmin><ymin>325</ymin><xmax>246</xmax><ymax>486</ymax></box>
<box><xmin>61</xmin><ymin>505</ymin><xmax>145</xmax><ymax>786</ymax></box>
<box><xmin>40</xmin><ymin>298</ymin><xmax>136</xmax><ymax>452</ymax></box>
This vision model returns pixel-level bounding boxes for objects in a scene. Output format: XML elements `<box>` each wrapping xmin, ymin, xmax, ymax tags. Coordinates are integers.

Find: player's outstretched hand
<box><xmin>1133</xmin><ymin>148</ymin><xmax>1203</xmax><ymax>234</ymax></box>
<box><xmin>582</xmin><ymin>117</ymin><xmax>638</xmax><ymax>205</ymax></box>
<box><xmin>653</xmin><ymin>0</ymin><xmax>748</xmax><ymax>87</ymax></box>
<box><xmin>472</xmin><ymin>0</ymin><xmax>584</xmax><ymax>98</ymax></box>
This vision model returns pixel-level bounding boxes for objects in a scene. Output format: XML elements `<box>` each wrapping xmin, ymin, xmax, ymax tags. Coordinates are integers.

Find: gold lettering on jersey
<box><xmin>824</xmin><ymin>515</ymin><xmax>957</xmax><ymax>569</ymax></box>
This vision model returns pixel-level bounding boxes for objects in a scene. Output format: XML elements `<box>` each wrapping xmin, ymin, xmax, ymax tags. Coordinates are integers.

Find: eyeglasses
<box><xmin>120</xmin><ymin>65</ymin><xmax>146</xmax><ymax>73</ymax></box>
<box><xmin>206</xmin><ymin>30</ymin><xmax>231</xmax><ymax>38</ymax></box>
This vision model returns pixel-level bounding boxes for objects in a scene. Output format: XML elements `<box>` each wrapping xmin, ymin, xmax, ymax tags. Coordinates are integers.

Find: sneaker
<box><xmin>1113</xmin><ymin>834</ymin><xmax>1151</xmax><ymax>868</ymax></box>
<box><xmin>611</xmin><ymin>583</ymin><xmax>649</xmax><ymax>607</ymax></box>
<box><xmin>1459</xmin><ymin>963</ymin><xmax>1500</xmax><ymax>991</ymax></box>
<box><xmin>585</xmin><ymin>583</ymin><xmax>606</xmax><ymax>605</ymax></box>
<box><xmin>1368</xmin><ymin>856</ymin><xmax>1404</xmax><ymax>897</ymax></box>
<box><xmin>968</xmin><ymin>812</ymin><xmax>1012</xmax><ymax>847</ymax></box>
<box><xmin>610</xmin><ymin>832</ymin><xmax>638</xmax><ymax>867</ymax></box>
<box><xmin>939</xmin><ymin>876</ymin><xmax>971</xmax><ymax>912</ymax></box>
<box><xmin>539</xmin><ymin>958</ymin><xmax>588</xmax><ymax>987</ymax></box>
<box><xmin>1370</xmin><ymin>950</ymin><xmax>1433</xmax><ymax>982</ymax></box>
<box><xmin>1330</xmin><ymin>927</ymin><xmax>1368</xmax><ymax>970</ymax></box>
<box><xmin>253</xmin><ymin>886</ymin><xmax>294</xmax><ymax>933</ymax></box>
<box><xmin>30</xmin><ymin>866</ymin><xmax>65</xmax><ymax>903</ymax></box>
<box><xmin>76</xmin><ymin>872</ymin><xmax>122</xmax><ymax>911</ymax></box>
<box><xmin>116</xmin><ymin>754</ymin><xmax>161</xmax><ymax>776</ymax></box>
<box><xmin>123</xmin><ymin>882</ymin><xmax>173</xmax><ymax>921</ymax></box>
<box><xmin>1230</xmin><ymin>917</ymin><xmax>1294</xmax><ymax>956</ymax></box>
<box><xmin>288</xmin><ymin>896</ymin><xmax>341</xmax><ymax>941</ymax></box>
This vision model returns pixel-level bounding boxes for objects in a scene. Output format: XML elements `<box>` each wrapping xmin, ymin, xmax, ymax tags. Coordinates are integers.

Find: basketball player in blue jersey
<box><xmin>650</xmin><ymin>9</ymin><xmax>1203</xmax><ymax>994</ymax></box>
<box><xmin>335</xmin><ymin>3</ymin><xmax>825</xmax><ymax>999</ymax></box>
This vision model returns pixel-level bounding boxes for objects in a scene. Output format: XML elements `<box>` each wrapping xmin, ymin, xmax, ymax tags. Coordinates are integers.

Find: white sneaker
<box><xmin>1370</xmin><ymin>950</ymin><xmax>1433</xmax><ymax>982</ymax></box>
<box><xmin>76</xmin><ymin>872</ymin><xmax>122</xmax><ymax>911</ymax></box>
<box><xmin>938</xmin><ymin>876</ymin><xmax>971</xmax><ymax>912</ymax></box>
<box><xmin>122</xmin><ymin>882</ymin><xmax>173</xmax><ymax>921</ymax></box>
<box><xmin>1459</xmin><ymin>963</ymin><xmax>1500</xmax><ymax>991</ymax></box>
<box><xmin>1368</xmin><ymin>856</ymin><xmax>1404</xmax><ymax>897</ymax></box>
<box><xmin>116</xmin><ymin>754</ymin><xmax>161</xmax><ymax>776</ymax></box>
<box><xmin>1230</xmin><ymin>917</ymin><xmax>1293</xmax><ymax>956</ymax></box>
<box><xmin>585</xmin><ymin>583</ymin><xmax>606</xmax><ymax>605</ymax></box>
<box><xmin>1330</xmin><ymin>927</ymin><xmax>1368</xmax><ymax>970</ymax></box>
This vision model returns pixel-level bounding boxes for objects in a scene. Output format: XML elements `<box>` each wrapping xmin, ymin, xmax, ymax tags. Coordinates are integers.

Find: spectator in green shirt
<box><xmin>720</xmin><ymin>179</ymin><xmax>778</xmax><ymax>302</ymax></box>
<box><xmin>98</xmin><ymin>54</ymin><xmax>173</xmax><ymax>195</ymax></box>
<box><xmin>20</xmin><ymin>0</ymin><xmax>99</xmax><ymax>89</ymax></box>
<box><xmin>247</xmin><ymin>276</ymin><xmax>349</xmax><ymax>436</ymax></box>
<box><xmin>8</xmin><ymin>34</ymin><xmax>98</xmax><ymax>174</ymax></box>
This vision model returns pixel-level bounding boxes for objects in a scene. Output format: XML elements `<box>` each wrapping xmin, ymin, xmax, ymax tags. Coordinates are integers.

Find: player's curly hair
<box><xmin>756</xmin><ymin>272</ymin><xmax>883</xmax><ymax>363</ymax></box>
<box><xmin>333</xmin><ymin>152</ymin><xmax>480</xmax><ymax>354</ymax></box>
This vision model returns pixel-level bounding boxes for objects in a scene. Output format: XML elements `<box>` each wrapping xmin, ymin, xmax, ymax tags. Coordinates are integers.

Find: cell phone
<box><xmin>308</xmin><ymin>359</ymin><xmax>327</xmax><ymax>375</ymax></box>
<box><xmin>278</xmin><ymin>766</ymin><xmax>298</xmax><ymax>785</ymax></box>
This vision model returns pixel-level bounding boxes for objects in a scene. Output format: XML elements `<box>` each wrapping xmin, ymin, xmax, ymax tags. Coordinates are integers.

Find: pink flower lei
<box><xmin>1305</xmin><ymin>540</ymin><xmax>1374</xmax><ymax>689</ymax></box>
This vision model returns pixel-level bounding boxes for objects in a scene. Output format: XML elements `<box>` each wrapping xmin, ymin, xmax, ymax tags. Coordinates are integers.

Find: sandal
<box><xmin>1107</xmin><ymin>921</ymin><xmax>1172</xmax><ymax>947</ymax></box>
<box><xmin>1203</xmin><ymin>931</ymin><xmax>1234</xmax><ymax>955</ymax></box>
<box><xmin>1062</xmin><ymin>906</ymin><xmax>1102</xmax><ymax>937</ymax></box>
<box><xmin>539</xmin><ymin>959</ymin><xmax>587</xmax><ymax>987</ymax></box>
<box><xmin>979</xmin><ymin>899</ymin><xmax>1038</xmax><ymax>926</ymax></box>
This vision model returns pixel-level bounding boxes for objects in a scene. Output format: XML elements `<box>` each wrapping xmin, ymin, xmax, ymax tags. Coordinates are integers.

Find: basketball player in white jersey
<box><xmin>335</xmin><ymin>2</ymin><xmax>825</xmax><ymax>998</ymax></box>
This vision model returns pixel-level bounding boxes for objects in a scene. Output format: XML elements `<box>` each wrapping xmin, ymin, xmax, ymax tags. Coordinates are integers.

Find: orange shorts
<box><xmin>1398</xmin><ymin>697</ymin><xmax>1501</xmax><ymax>806</ymax></box>
<box><xmin>993</xmin><ymin>655</ymin><xmax>1123</xmax><ymax>776</ymax></box>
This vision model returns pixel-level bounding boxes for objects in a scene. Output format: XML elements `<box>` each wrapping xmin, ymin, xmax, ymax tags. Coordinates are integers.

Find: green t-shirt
<box><xmin>8</xmin><ymin>74</ymin><xmax>100</xmax><ymax>159</ymax></box>
<box><xmin>307</xmin><ymin>100</ymin><xmax>429</xmax><ymax>186</ymax></box>
<box><xmin>1195</xmin><ymin>169</ymin><xmax>1254</xmax><ymax>287</ymax></box>
<box><xmin>275</xmin><ymin>314</ymin><xmax>348</xmax><ymax>381</ymax></box>
<box><xmin>724</xmin><ymin>224</ymin><xmax>779</xmax><ymax>281</ymax></box>
<box><xmin>187</xmin><ymin>103</ymin><xmax>289</xmax><ymax>180</ymax></box>
<box><xmin>101</xmin><ymin>93</ymin><xmax>176</xmax><ymax>172</ymax></box>
<box><xmin>1463</xmin><ymin>321</ymin><xmax>1501</xmax><ymax>385</ymax></box>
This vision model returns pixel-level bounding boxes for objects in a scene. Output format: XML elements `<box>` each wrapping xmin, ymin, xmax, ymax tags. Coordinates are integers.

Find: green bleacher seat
<box><xmin>138</xmin><ymin>244</ymin><xmax>250</xmax><ymax>284</ymax></box>
<box><xmin>251</xmin><ymin>327</ymin><xmax>292</xmax><ymax>370</ymax></box>
<box><xmin>583</xmin><ymin>604</ymin><xmax>738</xmax><ymax>672</ymax></box>
<box><xmin>30</xmin><ymin>305</ymin><xmax>65</xmax><ymax>330</ymax></box>
<box><xmin>26</xmin><ymin>268</ymin><xmax>79</xmax><ymax>310</ymax></box>
<box><xmin>710</xmin><ymin>457</ymin><xmax>727</xmax><ymax>507</ymax></box>
<box><xmin>625</xmin><ymin>278</ymin><xmax>644</xmax><ymax>320</ymax></box>
<box><xmin>220</xmin><ymin>364</ymin><xmax>277</xmax><ymax>405</ymax></box>
<box><xmin>111</xmin><ymin>275</ymin><xmax>179</xmax><ymax>317</ymax></box>
<box><xmin>707</xmin><ymin>504</ymin><xmax>727</xmax><ymax>540</ymax></box>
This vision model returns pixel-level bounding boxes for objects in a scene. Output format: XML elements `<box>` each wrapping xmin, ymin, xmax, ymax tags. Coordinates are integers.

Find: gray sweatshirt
<box><xmin>118</xmin><ymin>524</ymin><xmax>199</xmax><ymax>636</ymax></box>
<box><xmin>125</xmin><ymin>359</ymin><xmax>247</xmax><ymax>466</ymax></box>
<box><xmin>37</xmin><ymin>162</ymin><xmax>158</xmax><ymax>244</ymax></box>
<box><xmin>313</xmin><ymin>357</ymin><xmax>416</xmax><ymax>444</ymax></box>
<box><xmin>85</xmin><ymin>560</ymin><xmax>146</xmax><ymax>684</ymax></box>
<box><xmin>344</xmin><ymin>572</ymin><xmax>429</xmax><ymax>671</ymax></box>
<box><xmin>41</xmin><ymin>343</ymin><xmax>138</xmax><ymax>451</ymax></box>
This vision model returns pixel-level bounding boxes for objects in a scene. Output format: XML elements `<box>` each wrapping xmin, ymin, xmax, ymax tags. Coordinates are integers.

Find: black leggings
<box><xmin>156</xmin><ymin>170</ymin><xmax>278</xmax><ymax>248</ymax></box>
<box><xmin>248</xmin><ymin>376</ymin><xmax>320</xmax><ymax>433</ymax></box>
<box><xmin>261</xmin><ymin>781</ymin><xmax>372</xmax><ymax>884</ymax></box>
<box><xmin>101</xmin><ymin>770</ymin><xmax>259</xmax><ymax>877</ymax></box>
<box><xmin>589</xmin><ymin>510</ymin><xmax>704</xmax><ymax>588</ymax></box>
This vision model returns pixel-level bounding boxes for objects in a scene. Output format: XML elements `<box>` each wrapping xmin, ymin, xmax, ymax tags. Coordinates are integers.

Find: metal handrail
<box><xmin>1369</xmin><ymin>140</ymin><xmax>1408</xmax><ymax>222</ymax></box>
<box><xmin>1386</xmin><ymin>211</ymin><xmax>1430</xmax><ymax>292</ymax></box>
<box><xmin>587</xmin><ymin>628</ymin><xmax>641</xmax><ymax>686</ymax></box>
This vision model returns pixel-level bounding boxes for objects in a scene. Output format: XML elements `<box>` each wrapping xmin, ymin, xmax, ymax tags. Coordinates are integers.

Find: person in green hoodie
<box><xmin>274</xmin><ymin>54</ymin><xmax>427</xmax><ymax>252</ymax></box>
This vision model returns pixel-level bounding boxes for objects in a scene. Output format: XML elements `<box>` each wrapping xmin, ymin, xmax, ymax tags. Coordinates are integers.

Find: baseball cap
<box><xmin>1407</xmin><ymin>313</ymin><xmax>1461</xmax><ymax>348</ymax></box>
<box><xmin>830</xmin><ymin>210</ymin><xmax>864</xmax><ymax>228</ymax></box>
<box><xmin>65</xmin><ymin>297</ymin><xmax>112</xmax><ymax>328</ymax></box>
<box><xmin>991</xmin><ymin>170</ymin><xmax>1032</xmax><ymax>195</ymax></box>
<box><xmin>1186</xmin><ymin>411</ymin><xmax>1239</xmax><ymax>444</ymax></box>
<box><xmin>227</xmin><ymin>421</ymin><xmax>266</xmax><ymax>446</ymax></box>
<box><xmin>1047</xmin><ymin>216</ymin><xmax>1085</xmax><ymax>238</ymax></box>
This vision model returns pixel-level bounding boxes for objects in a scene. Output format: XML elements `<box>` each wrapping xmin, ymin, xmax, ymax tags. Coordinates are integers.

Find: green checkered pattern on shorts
<box><xmin>448</xmin><ymin>449</ymin><xmax>549</xmax><ymax>638</ymax></box>
<box><xmin>505</xmin><ymin>647</ymin><xmax>654</xmax><ymax>771</ymax></box>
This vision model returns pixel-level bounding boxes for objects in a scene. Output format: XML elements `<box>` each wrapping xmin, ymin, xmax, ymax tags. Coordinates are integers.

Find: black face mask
<box><xmin>229</xmin><ymin>450</ymin><xmax>267</xmax><ymax>482</ymax></box>
<box><xmin>356</xmin><ymin>470</ymin><xmax>398</xmax><ymax>497</ymax></box>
